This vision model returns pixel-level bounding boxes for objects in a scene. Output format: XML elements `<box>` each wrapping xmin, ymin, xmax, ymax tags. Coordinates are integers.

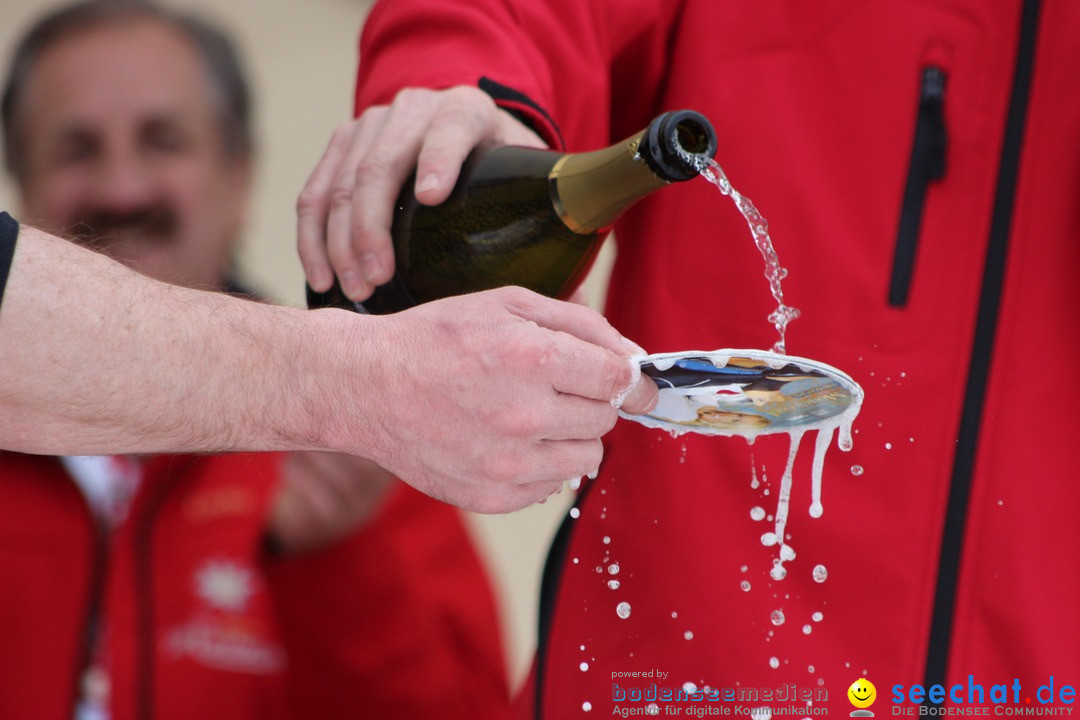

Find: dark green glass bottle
<box><xmin>308</xmin><ymin>109</ymin><xmax>716</xmax><ymax>314</ymax></box>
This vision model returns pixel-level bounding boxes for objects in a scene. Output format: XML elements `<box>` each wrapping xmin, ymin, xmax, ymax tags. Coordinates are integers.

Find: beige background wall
<box><xmin>1</xmin><ymin>0</ymin><xmax>616</xmax><ymax>691</ymax></box>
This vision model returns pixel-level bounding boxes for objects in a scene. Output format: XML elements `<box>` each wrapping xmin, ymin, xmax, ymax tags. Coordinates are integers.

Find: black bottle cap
<box><xmin>639</xmin><ymin>109</ymin><xmax>718</xmax><ymax>182</ymax></box>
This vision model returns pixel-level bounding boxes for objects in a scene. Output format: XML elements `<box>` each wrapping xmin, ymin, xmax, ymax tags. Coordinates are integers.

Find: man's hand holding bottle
<box><xmin>297</xmin><ymin>85</ymin><xmax>542</xmax><ymax>301</ymax></box>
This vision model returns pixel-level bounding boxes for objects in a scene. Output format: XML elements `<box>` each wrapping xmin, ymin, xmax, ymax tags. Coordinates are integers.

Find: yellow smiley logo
<box><xmin>848</xmin><ymin>678</ymin><xmax>877</xmax><ymax>709</ymax></box>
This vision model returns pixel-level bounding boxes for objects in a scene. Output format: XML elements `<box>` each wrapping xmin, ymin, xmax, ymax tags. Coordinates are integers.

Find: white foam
<box><xmin>610</xmin><ymin>355</ymin><xmax>643</xmax><ymax>409</ymax></box>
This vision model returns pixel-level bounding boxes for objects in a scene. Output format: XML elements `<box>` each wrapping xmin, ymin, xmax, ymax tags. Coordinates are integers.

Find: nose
<box><xmin>88</xmin><ymin>142</ymin><xmax>156</xmax><ymax>214</ymax></box>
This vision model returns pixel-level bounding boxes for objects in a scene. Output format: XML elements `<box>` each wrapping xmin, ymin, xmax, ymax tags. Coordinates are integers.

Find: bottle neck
<box><xmin>550</xmin><ymin>109</ymin><xmax>716</xmax><ymax>234</ymax></box>
<box><xmin>550</xmin><ymin>130</ymin><xmax>669</xmax><ymax>234</ymax></box>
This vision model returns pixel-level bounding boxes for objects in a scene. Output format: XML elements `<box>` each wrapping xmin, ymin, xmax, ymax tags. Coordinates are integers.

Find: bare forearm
<box><xmin>0</xmin><ymin>224</ymin><xmax>365</xmax><ymax>456</ymax></box>
<box><xmin>1</xmin><ymin>222</ymin><xmax>656</xmax><ymax>513</ymax></box>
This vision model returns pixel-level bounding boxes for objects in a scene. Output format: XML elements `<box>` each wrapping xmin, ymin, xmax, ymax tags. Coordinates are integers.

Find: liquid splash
<box><xmin>699</xmin><ymin>159</ymin><xmax>801</xmax><ymax>354</ymax></box>
<box><xmin>632</xmin><ymin>148</ymin><xmax>865</xmax><ymax>574</ymax></box>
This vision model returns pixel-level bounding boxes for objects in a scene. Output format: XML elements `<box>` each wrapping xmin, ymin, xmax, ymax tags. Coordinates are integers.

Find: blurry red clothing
<box><xmin>0</xmin><ymin>451</ymin><xmax>509</xmax><ymax>719</ymax></box>
<box><xmin>354</xmin><ymin>1</ymin><xmax>1080</xmax><ymax>717</ymax></box>
<box><xmin>266</xmin><ymin>476</ymin><xmax>512</xmax><ymax>719</ymax></box>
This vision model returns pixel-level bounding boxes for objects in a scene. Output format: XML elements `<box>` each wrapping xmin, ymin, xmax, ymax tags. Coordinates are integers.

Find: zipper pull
<box><xmin>921</xmin><ymin>68</ymin><xmax>947</xmax><ymax>178</ymax></box>
<box><xmin>889</xmin><ymin>66</ymin><xmax>948</xmax><ymax>307</ymax></box>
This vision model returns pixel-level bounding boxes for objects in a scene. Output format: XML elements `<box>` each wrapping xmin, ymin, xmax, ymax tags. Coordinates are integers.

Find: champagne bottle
<box><xmin>307</xmin><ymin>109</ymin><xmax>717</xmax><ymax>314</ymax></box>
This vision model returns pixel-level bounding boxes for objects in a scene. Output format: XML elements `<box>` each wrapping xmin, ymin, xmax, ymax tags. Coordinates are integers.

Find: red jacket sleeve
<box><xmin>354</xmin><ymin>0</ymin><xmax>680</xmax><ymax>151</ymax></box>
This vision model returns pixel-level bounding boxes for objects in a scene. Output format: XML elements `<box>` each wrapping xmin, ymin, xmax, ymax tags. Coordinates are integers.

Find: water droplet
<box><xmin>770</xmin><ymin>610</ymin><xmax>786</xmax><ymax>626</ymax></box>
<box><xmin>885</xmin><ymin>442</ymin><xmax>893</xmax><ymax>450</ymax></box>
<box><xmin>607</xmin><ymin>579</ymin><xmax>620</xmax><ymax>590</ymax></box>
<box><xmin>740</xmin><ymin>580</ymin><xmax>752</xmax><ymax>592</ymax></box>
<box><xmin>812</xmin><ymin>564</ymin><xmax>828</xmax><ymax>583</ymax></box>
<box><xmin>740</xmin><ymin>565</ymin><xmax>749</xmax><ymax>573</ymax></box>
<box><xmin>761</xmin><ymin>532</ymin><xmax>779</xmax><ymax>547</ymax></box>
<box><xmin>602</xmin><ymin>536</ymin><xmax>611</xmax><ymax>545</ymax></box>
<box><xmin>812</xmin><ymin>611</ymin><xmax>824</xmax><ymax>622</ymax></box>
<box><xmin>802</xmin><ymin>624</ymin><xmax>812</xmax><ymax>635</ymax></box>
<box><xmin>583</xmin><ymin>701</ymin><xmax>592</xmax><ymax>712</ymax></box>
<box><xmin>850</xmin><ymin>465</ymin><xmax>864</xmax><ymax>476</ymax></box>
<box><xmin>616</xmin><ymin>602</ymin><xmax>631</xmax><ymax>619</ymax></box>
<box><xmin>750</xmin><ymin>506</ymin><xmax>766</xmax><ymax>521</ymax></box>
<box><xmin>608</xmin><ymin>563</ymin><xmax>620</xmax><ymax>575</ymax></box>
<box><xmin>770</xmin><ymin>563</ymin><xmax>788</xmax><ymax>581</ymax></box>
<box><xmin>684</xmin><ymin>682</ymin><xmax>698</xmax><ymax>694</ymax></box>
<box><xmin>769</xmin><ymin>657</ymin><xmax>780</xmax><ymax>669</ymax></box>
<box><xmin>579</xmin><ymin>644</ymin><xmax>586</xmax><ymax>651</ymax></box>
<box><xmin>646</xmin><ymin>703</ymin><xmax>660</xmax><ymax>716</ymax></box>
<box><xmin>569</xmin><ymin>507</ymin><xmax>580</xmax><ymax>518</ymax></box>
<box><xmin>580</xmin><ymin>662</ymin><xmax>589</xmax><ymax>672</ymax></box>
<box><xmin>752</xmin><ymin>707</ymin><xmax>773</xmax><ymax>720</ymax></box>
<box><xmin>808</xmin><ymin>665</ymin><xmax>816</xmax><ymax>674</ymax></box>
<box><xmin>684</xmin><ymin>630</ymin><xmax>694</xmax><ymax>640</ymax></box>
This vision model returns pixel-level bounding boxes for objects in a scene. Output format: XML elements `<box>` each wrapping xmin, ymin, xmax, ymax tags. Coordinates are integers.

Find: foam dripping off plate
<box><xmin>621</xmin><ymin>348</ymin><xmax>863</xmax><ymax>439</ymax></box>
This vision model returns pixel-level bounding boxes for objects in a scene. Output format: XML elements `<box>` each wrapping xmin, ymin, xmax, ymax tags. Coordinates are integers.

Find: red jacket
<box><xmin>0</xmin><ymin>451</ymin><xmax>509</xmax><ymax>719</ymax></box>
<box><xmin>354</xmin><ymin>1</ymin><xmax>1080</xmax><ymax>717</ymax></box>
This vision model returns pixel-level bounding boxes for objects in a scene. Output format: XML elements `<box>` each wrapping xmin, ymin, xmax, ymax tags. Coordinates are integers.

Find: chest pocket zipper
<box><xmin>890</xmin><ymin>65</ymin><xmax>948</xmax><ymax>307</ymax></box>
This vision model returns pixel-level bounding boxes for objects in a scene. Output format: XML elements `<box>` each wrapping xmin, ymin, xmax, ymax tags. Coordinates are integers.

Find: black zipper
<box><xmin>923</xmin><ymin>0</ymin><xmax>1041</xmax><ymax>698</ymax></box>
<box><xmin>135</xmin><ymin>473</ymin><xmax>178</xmax><ymax>720</ymax></box>
<box><xmin>534</xmin><ymin>481</ymin><xmax>597</xmax><ymax>719</ymax></box>
<box><xmin>73</xmin><ymin>512</ymin><xmax>110</xmax><ymax>717</ymax></box>
<box><xmin>890</xmin><ymin>66</ymin><xmax>948</xmax><ymax>307</ymax></box>
<box><xmin>135</xmin><ymin>506</ymin><xmax>155</xmax><ymax>720</ymax></box>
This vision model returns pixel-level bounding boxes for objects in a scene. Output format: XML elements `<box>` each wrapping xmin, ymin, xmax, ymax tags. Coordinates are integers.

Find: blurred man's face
<box><xmin>15</xmin><ymin>18</ymin><xmax>251</xmax><ymax>290</ymax></box>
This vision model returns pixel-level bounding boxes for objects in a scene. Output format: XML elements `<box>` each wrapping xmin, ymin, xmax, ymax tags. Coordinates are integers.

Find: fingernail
<box><xmin>621</xmin><ymin>336</ymin><xmax>647</xmax><ymax>357</ymax></box>
<box><xmin>610</xmin><ymin>357</ymin><xmax>642</xmax><ymax>409</ymax></box>
<box><xmin>641</xmin><ymin>387</ymin><xmax>659</xmax><ymax>413</ymax></box>
<box><xmin>340</xmin><ymin>270</ymin><xmax>361</xmax><ymax>298</ymax></box>
<box><xmin>360</xmin><ymin>252</ymin><xmax>384</xmax><ymax>283</ymax></box>
<box><xmin>308</xmin><ymin>267</ymin><xmax>332</xmax><ymax>293</ymax></box>
<box><xmin>416</xmin><ymin>172</ymin><xmax>439</xmax><ymax>195</ymax></box>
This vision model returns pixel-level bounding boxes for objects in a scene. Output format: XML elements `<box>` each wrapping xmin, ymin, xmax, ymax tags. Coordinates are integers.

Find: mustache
<box><xmin>67</xmin><ymin>206</ymin><xmax>179</xmax><ymax>247</ymax></box>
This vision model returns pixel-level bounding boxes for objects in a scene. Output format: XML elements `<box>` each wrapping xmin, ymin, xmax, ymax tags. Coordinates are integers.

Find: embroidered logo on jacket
<box><xmin>163</xmin><ymin>559</ymin><xmax>286</xmax><ymax>675</ymax></box>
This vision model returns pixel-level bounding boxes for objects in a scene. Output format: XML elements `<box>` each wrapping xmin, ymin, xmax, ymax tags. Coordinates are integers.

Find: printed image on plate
<box><xmin>622</xmin><ymin>349</ymin><xmax>863</xmax><ymax>437</ymax></box>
